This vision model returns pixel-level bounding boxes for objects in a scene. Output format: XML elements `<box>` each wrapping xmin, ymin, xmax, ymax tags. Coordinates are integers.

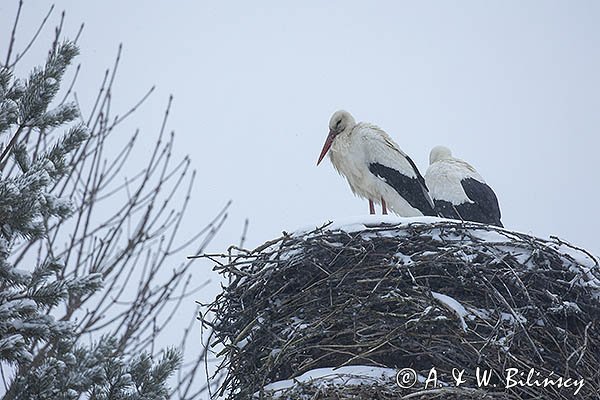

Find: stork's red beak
<box><xmin>317</xmin><ymin>130</ymin><xmax>335</xmax><ymax>166</ymax></box>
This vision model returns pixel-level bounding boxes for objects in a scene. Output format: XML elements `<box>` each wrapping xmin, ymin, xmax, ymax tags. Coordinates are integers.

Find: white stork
<box><xmin>316</xmin><ymin>110</ymin><xmax>436</xmax><ymax>217</ymax></box>
<box><xmin>424</xmin><ymin>145</ymin><xmax>503</xmax><ymax>227</ymax></box>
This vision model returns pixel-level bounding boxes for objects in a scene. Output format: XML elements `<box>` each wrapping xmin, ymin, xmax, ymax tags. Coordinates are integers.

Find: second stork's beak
<box><xmin>317</xmin><ymin>130</ymin><xmax>336</xmax><ymax>166</ymax></box>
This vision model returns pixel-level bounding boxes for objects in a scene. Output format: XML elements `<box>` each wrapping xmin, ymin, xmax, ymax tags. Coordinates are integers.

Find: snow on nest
<box><xmin>210</xmin><ymin>215</ymin><xmax>600</xmax><ymax>399</ymax></box>
<box><xmin>277</xmin><ymin>215</ymin><xmax>595</xmax><ymax>269</ymax></box>
<box><xmin>431</xmin><ymin>292</ymin><xmax>469</xmax><ymax>332</ymax></box>
<box><xmin>286</xmin><ymin>215</ymin><xmax>600</xmax><ymax>299</ymax></box>
<box><xmin>291</xmin><ymin>215</ymin><xmax>599</xmax><ymax>264</ymax></box>
<box><xmin>259</xmin><ymin>365</ymin><xmax>401</xmax><ymax>396</ymax></box>
<box><xmin>429</xmin><ymin>292</ymin><xmax>531</xmax><ymax>331</ymax></box>
<box><xmin>292</xmin><ymin>215</ymin><xmax>443</xmax><ymax>236</ymax></box>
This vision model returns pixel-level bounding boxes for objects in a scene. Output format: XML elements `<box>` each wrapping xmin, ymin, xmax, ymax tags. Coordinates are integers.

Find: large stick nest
<box><xmin>200</xmin><ymin>219</ymin><xmax>600</xmax><ymax>399</ymax></box>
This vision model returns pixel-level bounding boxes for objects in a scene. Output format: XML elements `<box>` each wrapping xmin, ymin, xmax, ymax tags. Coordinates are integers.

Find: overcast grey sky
<box><xmin>2</xmin><ymin>0</ymin><xmax>599</xmax><ymax>392</ymax></box>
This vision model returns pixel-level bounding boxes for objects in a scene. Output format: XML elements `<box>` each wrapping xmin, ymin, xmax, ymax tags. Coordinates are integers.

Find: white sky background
<box><xmin>2</xmin><ymin>0</ymin><xmax>600</xmax><ymax>394</ymax></box>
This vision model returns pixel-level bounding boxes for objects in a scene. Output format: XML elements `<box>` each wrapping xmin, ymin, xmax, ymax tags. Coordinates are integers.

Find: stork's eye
<box><xmin>336</xmin><ymin>120</ymin><xmax>342</xmax><ymax>129</ymax></box>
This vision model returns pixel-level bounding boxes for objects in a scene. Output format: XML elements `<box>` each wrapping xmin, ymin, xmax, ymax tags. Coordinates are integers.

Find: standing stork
<box><xmin>424</xmin><ymin>145</ymin><xmax>503</xmax><ymax>227</ymax></box>
<box><xmin>316</xmin><ymin>110</ymin><xmax>436</xmax><ymax>217</ymax></box>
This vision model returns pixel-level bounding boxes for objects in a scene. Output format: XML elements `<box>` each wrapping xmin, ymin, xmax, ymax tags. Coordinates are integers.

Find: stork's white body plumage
<box><xmin>425</xmin><ymin>146</ymin><xmax>503</xmax><ymax>227</ymax></box>
<box><xmin>425</xmin><ymin>157</ymin><xmax>484</xmax><ymax>205</ymax></box>
<box><xmin>317</xmin><ymin>111</ymin><xmax>436</xmax><ymax>217</ymax></box>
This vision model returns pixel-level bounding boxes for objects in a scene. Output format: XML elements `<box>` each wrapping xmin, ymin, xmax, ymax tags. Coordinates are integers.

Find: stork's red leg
<box><xmin>381</xmin><ymin>198</ymin><xmax>388</xmax><ymax>215</ymax></box>
<box><xmin>369</xmin><ymin>199</ymin><xmax>375</xmax><ymax>215</ymax></box>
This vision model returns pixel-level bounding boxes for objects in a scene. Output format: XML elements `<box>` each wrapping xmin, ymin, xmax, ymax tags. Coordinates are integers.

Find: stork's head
<box><xmin>317</xmin><ymin>110</ymin><xmax>356</xmax><ymax>165</ymax></box>
<box><xmin>429</xmin><ymin>145</ymin><xmax>453</xmax><ymax>164</ymax></box>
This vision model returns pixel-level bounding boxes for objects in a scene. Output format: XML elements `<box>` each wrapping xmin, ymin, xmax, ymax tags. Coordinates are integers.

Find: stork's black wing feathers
<box><xmin>405</xmin><ymin>155</ymin><xmax>428</xmax><ymax>190</ymax></box>
<box><xmin>433</xmin><ymin>200</ymin><xmax>461</xmax><ymax>220</ymax></box>
<box><xmin>369</xmin><ymin>160</ymin><xmax>437</xmax><ymax>216</ymax></box>
<box><xmin>458</xmin><ymin>177</ymin><xmax>503</xmax><ymax>227</ymax></box>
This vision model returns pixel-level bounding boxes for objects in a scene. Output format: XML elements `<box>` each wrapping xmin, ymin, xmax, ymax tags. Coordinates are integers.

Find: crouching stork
<box><xmin>425</xmin><ymin>145</ymin><xmax>503</xmax><ymax>227</ymax></box>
